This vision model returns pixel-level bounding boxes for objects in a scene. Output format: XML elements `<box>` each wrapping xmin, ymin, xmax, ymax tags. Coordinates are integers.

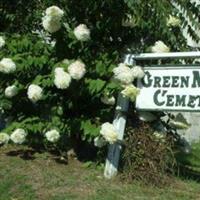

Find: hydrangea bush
<box><xmin>0</xmin><ymin>1</ymin><xmax>199</xmax><ymax>157</ymax></box>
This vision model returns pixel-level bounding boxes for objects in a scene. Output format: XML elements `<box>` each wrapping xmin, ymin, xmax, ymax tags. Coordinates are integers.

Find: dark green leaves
<box><xmin>85</xmin><ymin>78</ymin><xmax>106</xmax><ymax>96</ymax></box>
<box><xmin>81</xmin><ymin>119</ymin><xmax>100</xmax><ymax>140</ymax></box>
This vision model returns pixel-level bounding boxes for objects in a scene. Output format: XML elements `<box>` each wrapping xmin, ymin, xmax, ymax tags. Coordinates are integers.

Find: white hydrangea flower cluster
<box><xmin>42</xmin><ymin>6</ymin><xmax>64</xmax><ymax>33</ymax></box>
<box><xmin>42</xmin><ymin>16</ymin><xmax>61</xmax><ymax>33</ymax></box>
<box><xmin>100</xmin><ymin>122</ymin><xmax>118</xmax><ymax>144</ymax></box>
<box><xmin>113</xmin><ymin>63</ymin><xmax>135</xmax><ymax>85</ymax></box>
<box><xmin>74</xmin><ymin>24</ymin><xmax>90</xmax><ymax>41</ymax></box>
<box><xmin>112</xmin><ymin>63</ymin><xmax>143</xmax><ymax>110</ymax></box>
<box><xmin>68</xmin><ymin>60</ymin><xmax>86</xmax><ymax>80</ymax></box>
<box><xmin>0</xmin><ymin>36</ymin><xmax>5</xmax><ymax>49</ymax></box>
<box><xmin>151</xmin><ymin>41</ymin><xmax>170</xmax><ymax>53</ymax></box>
<box><xmin>10</xmin><ymin>128</ymin><xmax>27</xmax><ymax>144</ymax></box>
<box><xmin>113</xmin><ymin>63</ymin><xmax>144</xmax><ymax>85</ymax></box>
<box><xmin>54</xmin><ymin>60</ymin><xmax>86</xmax><ymax>89</ymax></box>
<box><xmin>27</xmin><ymin>84</ymin><xmax>43</xmax><ymax>103</ymax></box>
<box><xmin>167</xmin><ymin>15</ymin><xmax>181</xmax><ymax>27</ymax></box>
<box><xmin>132</xmin><ymin>66</ymin><xmax>145</xmax><ymax>79</ymax></box>
<box><xmin>5</xmin><ymin>85</ymin><xmax>18</xmax><ymax>98</ymax></box>
<box><xmin>121</xmin><ymin>84</ymin><xmax>140</xmax><ymax>102</ymax></box>
<box><xmin>1</xmin><ymin>128</ymin><xmax>61</xmax><ymax>145</ymax></box>
<box><xmin>54</xmin><ymin>67</ymin><xmax>71</xmax><ymax>89</ymax></box>
<box><xmin>42</xmin><ymin>7</ymin><xmax>91</xmax><ymax>41</ymax></box>
<box><xmin>45</xmin><ymin>129</ymin><xmax>60</xmax><ymax>142</ymax></box>
<box><xmin>45</xmin><ymin>6</ymin><xmax>64</xmax><ymax>18</ymax></box>
<box><xmin>0</xmin><ymin>132</ymin><xmax>10</xmax><ymax>145</ymax></box>
<box><xmin>0</xmin><ymin>58</ymin><xmax>16</xmax><ymax>74</ymax></box>
<box><xmin>113</xmin><ymin>63</ymin><xmax>134</xmax><ymax>85</ymax></box>
<box><xmin>41</xmin><ymin>6</ymin><xmax>91</xmax><ymax>41</ymax></box>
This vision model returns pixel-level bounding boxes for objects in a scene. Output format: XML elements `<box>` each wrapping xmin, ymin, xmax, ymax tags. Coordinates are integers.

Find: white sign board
<box><xmin>136</xmin><ymin>66</ymin><xmax>200</xmax><ymax>111</ymax></box>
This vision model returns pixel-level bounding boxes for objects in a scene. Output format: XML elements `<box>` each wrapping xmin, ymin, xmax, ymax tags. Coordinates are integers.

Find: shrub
<box><xmin>0</xmin><ymin>1</ymin><xmax>199</xmax><ymax>161</ymax></box>
<box><xmin>122</xmin><ymin>121</ymin><xmax>176</xmax><ymax>186</ymax></box>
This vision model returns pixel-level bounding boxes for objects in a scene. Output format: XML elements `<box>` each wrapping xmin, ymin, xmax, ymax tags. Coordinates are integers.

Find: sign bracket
<box><xmin>104</xmin><ymin>55</ymin><xmax>135</xmax><ymax>179</ymax></box>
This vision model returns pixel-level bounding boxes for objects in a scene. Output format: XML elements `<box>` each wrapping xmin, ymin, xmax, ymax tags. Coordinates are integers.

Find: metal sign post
<box><xmin>104</xmin><ymin>55</ymin><xmax>135</xmax><ymax>179</ymax></box>
<box><xmin>104</xmin><ymin>51</ymin><xmax>200</xmax><ymax>179</ymax></box>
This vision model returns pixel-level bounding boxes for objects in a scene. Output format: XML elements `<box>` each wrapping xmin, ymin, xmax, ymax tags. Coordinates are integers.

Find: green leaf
<box><xmin>85</xmin><ymin>78</ymin><xmax>106</xmax><ymax>95</ymax></box>
<box><xmin>81</xmin><ymin>120</ymin><xmax>100</xmax><ymax>138</ymax></box>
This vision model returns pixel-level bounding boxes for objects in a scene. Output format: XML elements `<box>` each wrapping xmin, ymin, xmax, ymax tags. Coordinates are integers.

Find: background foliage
<box><xmin>0</xmin><ymin>0</ymin><xmax>199</xmax><ymax>155</ymax></box>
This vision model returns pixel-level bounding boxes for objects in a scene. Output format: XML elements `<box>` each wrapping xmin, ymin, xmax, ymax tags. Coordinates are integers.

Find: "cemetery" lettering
<box><xmin>142</xmin><ymin>70</ymin><xmax>200</xmax><ymax>108</ymax></box>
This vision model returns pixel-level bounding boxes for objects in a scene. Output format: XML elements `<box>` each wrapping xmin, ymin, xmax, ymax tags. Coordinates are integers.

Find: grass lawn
<box><xmin>0</xmin><ymin>145</ymin><xmax>200</xmax><ymax>200</ymax></box>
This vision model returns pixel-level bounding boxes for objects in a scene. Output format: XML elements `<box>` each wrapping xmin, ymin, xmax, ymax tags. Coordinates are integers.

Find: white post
<box><xmin>104</xmin><ymin>55</ymin><xmax>135</xmax><ymax>179</ymax></box>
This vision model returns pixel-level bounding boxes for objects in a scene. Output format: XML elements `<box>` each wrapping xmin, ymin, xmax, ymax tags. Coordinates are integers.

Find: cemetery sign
<box><xmin>105</xmin><ymin>52</ymin><xmax>200</xmax><ymax>179</ymax></box>
<box><xmin>136</xmin><ymin>66</ymin><xmax>200</xmax><ymax>111</ymax></box>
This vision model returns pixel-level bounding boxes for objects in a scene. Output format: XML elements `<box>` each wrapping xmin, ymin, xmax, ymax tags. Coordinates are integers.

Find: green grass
<box><xmin>176</xmin><ymin>142</ymin><xmax>200</xmax><ymax>167</ymax></box>
<box><xmin>176</xmin><ymin>142</ymin><xmax>200</xmax><ymax>180</ymax></box>
<box><xmin>0</xmin><ymin>145</ymin><xmax>200</xmax><ymax>200</ymax></box>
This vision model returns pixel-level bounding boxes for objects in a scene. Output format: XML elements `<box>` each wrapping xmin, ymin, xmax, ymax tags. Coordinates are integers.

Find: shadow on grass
<box><xmin>177</xmin><ymin>164</ymin><xmax>200</xmax><ymax>182</ymax></box>
<box><xmin>6</xmin><ymin>149</ymin><xmax>36</xmax><ymax>160</ymax></box>
<box><xmin>6</xmin><ymin>147</ymin><xmax>69</xmax><ymax>165</ymax></box>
